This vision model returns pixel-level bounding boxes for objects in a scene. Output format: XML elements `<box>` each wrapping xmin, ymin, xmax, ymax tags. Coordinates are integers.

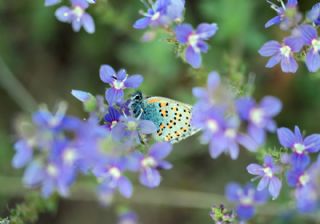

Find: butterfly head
<box><xmin>129</xmin><ymin>91</ymin><xmax>144</xmax><ymax>118</ymax></box>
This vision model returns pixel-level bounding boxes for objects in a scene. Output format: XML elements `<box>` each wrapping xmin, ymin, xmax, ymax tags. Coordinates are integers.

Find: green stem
<box><xmin>0</xmin><ymin>57</ymin><xmax>38</xmax><ymax>113</ymax></box>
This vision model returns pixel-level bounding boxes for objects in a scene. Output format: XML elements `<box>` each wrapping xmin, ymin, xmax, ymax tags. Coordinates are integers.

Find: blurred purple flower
<box><xmin>99</xmin><ymin>65</ymin><xmax>143</xmax><ymax>105</ymax></box>
<box><xmin>258</xmin><ymin>37</ymin><xmax>303</xmax><ymax>73</ymax></box>
<box><xmin>104</xmin><ymin>106</ymin><xmax>121</xmax><ymax>130</ymax></box>
<box><xmin>133</xmin><ymin>0</ymin><xmax>185</xmax><ymax>29</ymax></box>
<box><xmin>247</xmin><ymin>155</ymin><xmax>282</xmax><ymax>199</ymax></box>
<box><xmin>286</xmin><ymin>165</ymin><xmax>310</xmax><ymax>188</ymax></box>
<box><xmin>118</xmin><ymin>211</ymin><xmax>138</xmax><ymax>224</ymax></box>
<box><xmin>12</xmin><ymin>140</ymin><xmax>34</xmax><ymax>169</ymax></box>
<box><xmin>236</xmin><ymin>96</ymin><xmax>282</xmax><ymax>145</ymax></box>
<box><xmin>226</xmin><ymin>183</ymin><xmax>269</xmax><ymax>221</ymax></box>
<box><xmin>22</xmin><ymin>141</ymin><xmax>78</xmax><ymax>197</ymax></box>
<box><xmin>294</xmin><ymin>159</ymin><xmax>320</xmax><ymax>213</ymax></box>
<box><xmin>175</xmin><ymin>23</ymin><xmax>218</xmax><ymax>68</ymax></box>
<box><xmin>265</xmin><ymin>0</ymin><xmax>301</xmax><ymax>30</ymax></box>
<box><xmin>45</xmin><ymin>0</ymin><xmax>61</xmax><ymax>6</ymax></box>
<box><xmin>111</xmin><ymin>115</ymin><xmax>156</xmax><ymax>145</ymax></box>
<box><xmin>129</xmin><ymin>142</ymin><xmax>173</xmax><ymax>188</ymax></box>
<box><xmin>55</xmin><ymin>0</ymin><xmax>95</xmax><ymax>34</ymax></box>
<box><xmin>192</xmin><ymin>108</ymin><xmax>258</xmax><ymax>159</ymax></box>
<box><xmin>307</xmin><ymin>3</ymin><xmax>320</xmax><ymax>26</ymax></box>
<box><xmin>277</xmin><ymin>126</ymin><xmax>320</xmax><ymax>167</ymax></box>
<box><xmin>93</xmin><ymin>157</ymin><xmax>133</xmax><ymax>198</ymax></box>
<box><xmin>298</xmin><ymin>25</ymin><xmax>320</xmax><ymax>72</ymax></box>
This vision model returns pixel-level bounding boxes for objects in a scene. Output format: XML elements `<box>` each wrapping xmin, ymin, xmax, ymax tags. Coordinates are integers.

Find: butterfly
<box><xmin>129</xmin><ymin>91</ymin><xmax>199</xmax><ymax>144</ymax></box>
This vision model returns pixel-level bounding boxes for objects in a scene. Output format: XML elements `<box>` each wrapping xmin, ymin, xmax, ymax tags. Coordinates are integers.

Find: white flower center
<box><xmin>127</xmin><ymin>120</ymin><xmax>138</xmax><ymax>131</ymax></box>
<box><xmin>109</xmin><ymin>167</ymin><xmax>121</xmax><ymax>179</ymax></box>
<box><xmin>239</xmin><ymin>189</ymin><xmax>254</xmax><ymax>205</ymax></box>
<box><xmin>188</xmin><ymin>33</ymin><xmax>200</xmax><ymax>52</ymax></box>
<box><xmin>312</xmin><ymin>39</ymin><xmax>320</xmax><ymax>52</ymax></box>
<box><xmin>293</xmin><ymin>143</ymin><xmax>305</xmax><ymax>154</ymax></box>
<box><xmin>225</xmin><ymin>128</ymin><xmax>236</xmax><ymax>139</ymax></box>
<box><xmin>151</xmin><ymin>12</ymin><xmax>160</xmax><ymax>21</ymax></box>
<box><xmin>111</xmin><ymin>120</ymin><xmax>118</xmax><ymax>129</ymax></box>
<box><xmin>47</xmin><ymin>164</ymin><xmax>58</xmax><ymax>177</ymax></box>
<box><xmin>249</xmin><ymin>108</ymin><xmax>264</xmax><ymax>125</ymax></box>
<box><xmin>73</xmin><ymin>6</ymin><xmax>84</xmax><ymax>18</ymax></box>
<box><xmin>207</xmin><ymin>119</ymin><xmax>219</xmax><ymax>133</ymax></box>
<box><xmin>142</xmin><ymin>156</ymin><xmax>156</xmax><ymax>168</ymax></box>
<box><xmin>280</xmin><ymin>45</ymin><xmax>291</xmax><ymax>58</ymax></box>
<box><xmin>63</xmin><ymin>148</ymin><xmax>77</xmax><ymax>166</ymax></box>
<box><xmin>112</xmin><ymin>80</ymin><xmax>125</xmax><ymax>90</ymax></box>
<box><xmin>299</xmin><ymin>173</ymin><xmax>310</xmax><ymax>186</ymax></box>
<box><xmin>263</xmin><ymin>166</ymin><xmax>273</xmax><ymax>178</ymax></box>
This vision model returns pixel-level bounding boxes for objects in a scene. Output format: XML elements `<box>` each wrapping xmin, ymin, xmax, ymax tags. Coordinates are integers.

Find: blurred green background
<box><xmin>1</xmin><ymin>0</ymin><xmax>320</xmax><ymax>223</ymax></box>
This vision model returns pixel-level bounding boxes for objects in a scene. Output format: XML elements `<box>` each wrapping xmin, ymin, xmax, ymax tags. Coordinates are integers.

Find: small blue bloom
<box><xmin>104</xmin><ymin>106</ymin><xmax>121</xmax><ymax>130</ymax></box>
<box><xmin>133</xmin><ymin>0</ymin><xmax>185</xmax><ymax>29</ymax></box>
<box><xmin>236</xmin><ymin>96</ymin><xmax>282</xmax><ymax>145</ymax></box>
<box><xmin>286</xmin><ymin>165</ymin><xmax>310</xmax><ymax>188</ymax></box>
<box><xmin>129</xmin><ymin>142</ymin><xmax>173</xmax><ymax>188</ymax></box>
<box><xmin>259</xmin><ymin>37</ymin><xmax>303</xmax><ymax>73</ymax></box>
<box><xmin>247</xmin><ymin>155</ymin><xmax>282</xmax><ymax>199</ymax></box>
<box><xmin>265</xmin><ymin>0</ymin><xmax>300</xmax><ymax>30</ymax></box>
<box><xmin>93</xmin><ymin>157</ymin><xmax>133</xmax><ymax>198</ymax></box>
<box><xmin>99</xmin><ymin>65</ymin><xmax>143</xmax><ymax>105</ymax></box>
<box><xmin>294</xmin><ymin>159</ymin><xmax>320</xmax><ymax>213</ymax></box>
<box><xmin>226</xmin><ymin>183</ymin><xmax>269</xmax><ymax>221</ymax></box>
<box><xmin>307</xmin><ymin>3</ymin><xmax>320</xmax><ymax>26</ymax></box>
<box><xmin>118</xmin><ymin>211</ymin><xmax>138</xmax><ymax>224</ymax></box>
<box><xmin>55</xmin><ymin>0</ymin><xmax>95</xmax><ymax>34</ymax></box>
<box><xmin>277</xmin><ymin>126</ymin><xmax>320</xmax><ymax>167</ymax></box>
<box><xmin>298</xmin><ymin>25</ymin><xmax>320</xmax><ymax>72</ymax></box>
<box><xmin>45</xmin><ymin>0</ymin><xmax>61</xmax><ymax>6</ymax></box>
<box><xmin>111</xmin><ymin>116</ymin><xmax>157</xmax><ymax>145</ymax></box>
<box><xmin>175</xmin><ymin>23</ymin><xmax>218</xmax><ymax>68</ymax></box>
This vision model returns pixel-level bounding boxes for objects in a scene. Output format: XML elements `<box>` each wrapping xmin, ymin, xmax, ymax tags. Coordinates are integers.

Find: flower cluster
<box><xmin>225</xmin><ymin>183</ymin><xmax>269</xmax><ymax>221</ymax></box>
<box><xmin>259</xmin><ymin>1</ymin><xmax>320</xmax><ymax>73</ymax></box>
<box><xmin>12</xmin><ymin>65</ymin><xmax>173</xmax><ymax>203</ymax></box>
<box><xmin>133</xmin><ymin>0</ymin><xmax>218</xmax><ymax>69</ymax></box>
<box><xmin>242</xmin><ymin>126</ymin><xmax>320</xmax><ymax>218</ymax></box>
<box><xmin>45</xmin><ymin>0</ymin><xmax>95</xmax><ymax>33</ymax></box>
<box><xmin>191</xmin><ymin>71</ymin><xmax>282</xmax><ymax>160</ymax></box>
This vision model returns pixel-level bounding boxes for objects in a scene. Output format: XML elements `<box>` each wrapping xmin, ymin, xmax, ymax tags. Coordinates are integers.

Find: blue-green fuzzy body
<box><xmin>129</xmin><ymin>92</ymin><xmax>199</xmax><ymax>144</ymax></box>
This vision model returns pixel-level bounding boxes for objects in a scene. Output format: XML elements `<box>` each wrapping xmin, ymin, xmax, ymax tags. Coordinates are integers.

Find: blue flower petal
<box><xmin>265</xmin><ymin>16</ymin><xmax>281</xmax><ymax>28</ymax></box>
<box><xmin>82</xmin><ymin>13</ymin><xmax>95</xmax><ymax>34</ymax></box>
<box><xmin>305</xmin><ymin>49</ymin><xmax>320</xmax><ymax>73</ymax></box>
<box><xmin>258</xmin><ymin>41</ymin><xmax>281</xmax><ymax>57</ymax></box>
<box><xmin>277</xmin><ymin>127</ymin><xmax>295</xmax><ymax>148</ymax></box>
<box><xmin>175</xmin><ymin>24</ymin><xmax>193</xmax><ymax>43</ymax></box>
<box><xmin>269</xmin><ymin>177</ymin><xmax>282</xmax><ymax>199</ymax></box>
<box><xmin>133</xmin><ymin>17</ymin><xmax>151</xmax><ymax>29</ymax></box>
<box><xmin>304</xmin><ymin>134</ymin><xmax>320</xmax><ymax>153</ymax></box>
<box><xmin>100</xmin><ymin>65</ymin><xmax>116</xmax><ymax>83</ymax></box>
<box><xmin>149</xmin><ymin>142</ymin><xmax>172</xmax><ymax>160</ymax></box>
<box><xmin>124</xmin><ymin>75</ymin><xmax>143</xmax><ymax>88</ymax></box>
<box><xmin>186</xmin><ymin>46</ymin><xmax>202</xmax><ymax>68</ymax></box>
<box><xmin>118</xmin><ymin>176</ymin><xmax>133</xmax><ymax>198</ymax></box>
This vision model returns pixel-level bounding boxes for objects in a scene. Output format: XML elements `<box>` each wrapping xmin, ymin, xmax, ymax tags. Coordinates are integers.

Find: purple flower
<box><xmin>277</xmin><ymin>126</ymin><xmax>320</xmax><ymax>167</ymax></box>
<box><xmin>298</xmin><ymin>25</ymin><xmax>320</xmax><ymax>72</ymax></box>
<box><xmin>104</xmin><ymin>106</ymin><xmax>121</xmax><ymax>130</ymax></box>
<box><xmin>93</xmin><ymin>157</ymin><xmax>133</xmax><ymax>198</ymax></box>
<box><xmin>192</xmin><ymin>71</ymin><xmax>235</xmax><ymax>111</ymax></box>
<box><xmin>133</xmin><ymin>0</ymin><xmax>185</xmax><ymax>29</ymax></box>
<box><xmin>247</xmin><ymin>155</ymin><xmax>282</xmax><ymax>199</ymax></box>
<box><xmin>55</xmin><ymin>0</ymin><xmax>95</xmax><ymax>34</ymax></box>
<box><xmin>286</xmin><ymin>165</ymin><xmax>310</xmax><ymax>188</ymax></box>
<box><xmin>258</xmin><ymin>37</ymin><xmax>303</xmax><ymax>73</ymax></box>
<box><xmin>236</xmin><ymin>96</ymin><xmax>282</xmax><ymax>145</ymax></box>
<box><xmin>118</xmin><ymin>211</ymin><xmax>138</xmax><ymax>224</ymax></box>
<box><xmin>192</xmin><ymin>108</ymin><xmax>258</xmax><ymax>159</ymax></box>
<box><xmin>45</xmin><ymin>0</ymin><xmax>61</xmax><ymax>6</ymax></box>
<box><xmin>226</xmin><ymin>183</ymin><xmax>269</xmax><ymax>221</ymax></box>
<box><xmin>12</xmin><ymin>140</ymin><xmax>33</xmax><ymax>169</ymax></box>
<box><xmin>111</xmin><ymin>116</ymin><xmax>157</xmax><ymax>145</ymax></box>
<box><xmin>129</xmin><ymin>142</ymin><xmax>173</xmax><ymax>188</ymax></box>
<box><xmin>175</xmin><ymin>23</ymin><xmax>218</xmax><ymax>68</ymax></box>
<box><xmin>294</xmin><ymin>159</ymin><xmax>320</xmax><ymax>212</ymax></box>
<box><xmin>265</xmin><ymin>0</ymin><xmax>301</xmax><ymax>30</ymax></box>
<box><xmin>22</xmin><ymin>141</ymin><xmax>78</xmax><ymax>197</ymax></box>
<box><xmin>307</xmin><ymin>3</ymin><xmax>320</xmax><ymax>26</ymax></box>
<box><xmin>99</xmin><ymin>65</ymin><xmax>143</xmax><ymax>105</ymax></box>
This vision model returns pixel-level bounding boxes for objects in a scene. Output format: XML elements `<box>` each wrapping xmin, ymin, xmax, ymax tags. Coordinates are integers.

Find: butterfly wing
<box><xmin>142</xmin><ymin>96</ymin><xmax>199</xmax><ymax>144</ymax></box>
